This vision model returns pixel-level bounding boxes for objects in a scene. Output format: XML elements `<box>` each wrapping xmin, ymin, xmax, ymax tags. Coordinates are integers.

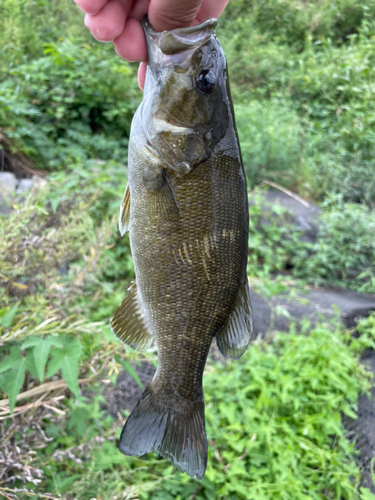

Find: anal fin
<box><xmin>216</xmin><ymin>280</ymin><xmax>253</xmax><ymax>360</ymax></box>
<box><xmin>119</xmin><ymin>183</ymin><xmax>130</xmax><ymax>236</ymax></box>
<box><xmin>110</xmin><ymin>282</ymin><xmax>153</xmax><ymax>350</ymax></box>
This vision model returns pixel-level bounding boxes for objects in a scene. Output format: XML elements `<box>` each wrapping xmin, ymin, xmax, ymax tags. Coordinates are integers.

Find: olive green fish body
<box><xmin>111</xmin><ymin>18</ymin><xmax>253</xmax><ymax>479</ymax></box>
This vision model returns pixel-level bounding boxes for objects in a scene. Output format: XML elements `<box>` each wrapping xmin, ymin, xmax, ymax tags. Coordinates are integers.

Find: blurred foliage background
<box><xmin>0</xmin><ymin>0</ymin><xmax>375</xmax><ymax>498</ymax></box>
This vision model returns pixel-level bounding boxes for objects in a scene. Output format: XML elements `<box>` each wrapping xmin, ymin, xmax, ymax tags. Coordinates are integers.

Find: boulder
<box><xmin>252</xmin><ymin>188</ymin><xmax>320</xmax><ymax>244</ymax></box>
<box><xmin>0</xmin><ymin>172</ymin><xmax>17</xmax><ymax>192</ymax></box>
<box><xmin>251</xmin><ymin>286</ymin><xmax>375</xmax><ymax>336</ymax></box>
<box><xmin>0</xmin><ymin>173</ymin><xmax>47</xmax><ymax>216</ymax></box>
<box><xmin>16</xmin><ymin>178</ymin><xmax>34</xmax><ymax>193</ymax></box>
<box><xmin>0</xmin><ymin>172</ymin><xmax>17</xmax><ymax>215</ymax></box>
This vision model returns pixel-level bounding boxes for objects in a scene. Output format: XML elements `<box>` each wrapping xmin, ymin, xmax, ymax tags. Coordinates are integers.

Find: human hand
<box><xmin>73</xmin><ymin>0</ymin><xmax>230</xmax><ymax>89</ymax></box>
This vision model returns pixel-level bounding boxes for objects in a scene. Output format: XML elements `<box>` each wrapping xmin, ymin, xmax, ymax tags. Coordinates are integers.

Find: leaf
<box><xmin>0</xmin><ymin>346</ymin><xmax>22</xmax><ymax>374</ymax></box>
<box><xmin>60</xmin><ymin>355</ymin><xmax>80</xmax><ymax>398</ymax></box>
<box><xmin>23</xmin><ymin>336</ymin><xmax>63</xmax><ymax>382</ymax></box>
<box><xmin>0</xmin><ymin>347</ymin><xmax>27</xmax><ymax>413</ymax></box>
<box><xmin>360</xmin><ymin>488</ymin><xmax>375</xmax><ymax>500</ymax></box>
<box><xmin>50</xmin><ymin>196</ymin><xmax>60</xmax><ymax>214</ymax></box>
<box><xmin>115</xmin><ymin>356</ymin><xmax>143</xmax><ymax>389</ymax></box>
<box><xmin>46</xmin><ymin>349</ymin><xmax>64</xmax><ymax>378</ymax></box>
<box><xmin>25</xmin><ymin>349</ymin><xmax>39</xmax><ymax>380</ymax></box>
<box><xmin>0</xmin><ymin>303</ymin><xmax>20</xmax><ymax>328</ymax></box>
<box><xmin>46</xmin><ymin>336</ymin><xmax>82</xmax><ymax>397</ymax></box>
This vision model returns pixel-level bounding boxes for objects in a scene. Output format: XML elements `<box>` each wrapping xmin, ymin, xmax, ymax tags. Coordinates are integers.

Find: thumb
<box><xmin>148</xmin><ymin>0</ymin><xmax>204</xmax><ymax>32</ymax></box>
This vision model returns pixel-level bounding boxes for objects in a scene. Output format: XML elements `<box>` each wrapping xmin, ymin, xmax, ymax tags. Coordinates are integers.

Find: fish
<box><xmin>111</xmin><ymin>16</ymin><xmax>253</xmax><ymax>480</ymax></box>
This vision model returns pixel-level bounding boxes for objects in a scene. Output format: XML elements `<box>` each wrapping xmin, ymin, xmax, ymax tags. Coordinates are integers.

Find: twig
<box><xmin>189</xmin><ymin>486</ymin><xmax>203</xmax><ymax>500</ymax></box>
<box><xmin>0</xmin><ymin>378</ymin><xmax>91</xmax><ymax>407</ymax></box>
<box><xmin>262</xmin><ymin>180</ymin><xmax>311</xmax><ymax>208</ymax></box>
<box><xmin>0</xmin><ymin>395</ymin><xmax>65</xmax><ymax>419</ymax></box>
<box><xmin>42</xmin><ymin>403</ymin><xmax>66</xmax><ymax>416</ymax></box>
<box><xmin>0</xmin><ymin>487</ymin><xmax>60</xmax><ymax>500</ymax></box>
<box><xmin>0</xmin><ymin>489</ymin><xmax>16</xmax><ymax>500</ymax></box>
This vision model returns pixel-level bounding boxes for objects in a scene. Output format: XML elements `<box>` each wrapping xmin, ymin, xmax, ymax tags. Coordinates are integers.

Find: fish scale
<box><xmin>111</xmin><ymin>16</ymin><xmax>253</xmax><ymax>479</ymax></box>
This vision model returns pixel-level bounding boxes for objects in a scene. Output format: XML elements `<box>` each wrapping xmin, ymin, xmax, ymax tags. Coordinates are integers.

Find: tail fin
<box><xmin>119</xmin><ymin>384</ymin><xmax>207</xmax><ymax>479</ymax></box>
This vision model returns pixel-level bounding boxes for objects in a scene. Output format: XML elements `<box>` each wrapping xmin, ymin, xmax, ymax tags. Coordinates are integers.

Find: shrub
<box><xmin>247</xmin><ymin>193</ymin><xmax>375</xmax><ymax>293</ymax></box>
<box><xmin>235</xmin><ymin>99</ymin><xmax>303</xmax><ymax>186</ymax></box>
<box><xmin>0</xmin><ymin>40</ymin><xmax>139</xmax><ymax>169</ymax></box>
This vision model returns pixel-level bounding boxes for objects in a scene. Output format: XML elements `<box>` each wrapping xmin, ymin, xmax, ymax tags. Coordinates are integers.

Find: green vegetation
<box><xmin>247</xmin><ymin>193</ymin><xmax>375</xmax><ymax>293</ymax></box>
<box><xmin>0</xmin><ymin>0</ymin><xmax>139</xmax><ymax>169</ymax></box>
<box><xmin>1</xmin><ymin>0</ymin><xmax>375</xmax><ymax>498</ymax></box>
<box><xmin>221</xmin><ymin>0</ymin><xmax>375</xmax><ymax>203</ymax></box>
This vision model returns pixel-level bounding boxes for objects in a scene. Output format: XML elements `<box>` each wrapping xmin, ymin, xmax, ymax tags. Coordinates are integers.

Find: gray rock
<box><xmin>0</xmin><ymin>174</ymin><xmax>47</xmax><ymax>216</ymax></box>
<box><xmin>344</xmin><ymin>348</ymin><xmax>375</xmax><ymax>492</ymax></box>
<box><xmin>252</xmin><ymin>189</ymin><xmax>320</xmax><ymax>244</ymax></box>
<box><xmin>16</xmin><ymin>178</ymin><xmax>34</xmax><ymax>193</ymax></box>
<box><xmin>0</xmin><ymin>193</ymin><xmax>11</xmax><ymax>216</ymax></box>
<box><xmin>0</xmin><ymin>172</ymin><xmax>17</xmax><ymax>215</ymax></box>
<box><xmin>251</xmin><ymin>286</ymin><xmax>375</xmax><ymax>336</ymax></box>
<box><xmin>0</xmin><ymin>172</ymin><xmax>17</xmax><ymax>193</ymax></box>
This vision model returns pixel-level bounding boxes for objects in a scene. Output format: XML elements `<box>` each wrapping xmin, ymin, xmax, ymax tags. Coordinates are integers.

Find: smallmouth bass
<box><xmin>111</xmin><ymin>17</ymin><xmax>253</xmax><ymax>480</ymax></box>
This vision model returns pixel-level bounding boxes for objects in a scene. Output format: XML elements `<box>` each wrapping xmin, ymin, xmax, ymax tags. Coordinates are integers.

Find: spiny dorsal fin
<box><xmin>119</xmin><ymin>183</ymin><xmax>130</xmax><ymax>236</ymax></box>
<box><xmin>110</xmin><ymin>282</ymin><xmax>153</xmax><ymax>351</ymax></box>
<box><xmin>216</xmin><ymin>280</ymin><xmax>253</xmax><ymax>360</ymax></box>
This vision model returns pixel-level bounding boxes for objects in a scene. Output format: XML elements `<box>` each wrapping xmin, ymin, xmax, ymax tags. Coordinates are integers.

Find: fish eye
<box><xmin>196</xmin><ymin>70</ymin><xmax>216</xmax><ymax>94</ymax></box>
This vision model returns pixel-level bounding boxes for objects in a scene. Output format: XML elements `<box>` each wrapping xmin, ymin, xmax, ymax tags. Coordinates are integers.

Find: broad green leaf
<box><xmin>45</xmin><ymin>336</ymin><xmax>82</xmax><ymax>397</ymax></box>
<box><xmin>115</xmin><ymin>356</ymin><xmax>143</xmax><ymax>389</ymax></box>
<box><xmin>0</xmin><ymin>355</ymin><xmax>27</xmax><ymax>413</ymax></box>
<box><xmin>23</xmin><ymin>336</ymin><xmax>63</xmax><ymax>382</ymax></box>
<box><xmin>0</xmin><ymin>303</ymin><xmax>20</xmax><ymax>328</ymax></box>
<box><xmin>0</xmin><ymin>346</ymin><xmax>22</xmax><ymax>374</ymax></box>
<box><xmin>25</xmin><ymin>349</ymin><xmax>39</xmax><ymax>380</ymax></box>
<box><xmin>360</xmin><ymin>488</ymin><xmax>375</xmax><ymax>500</ymax></box>
<box><xmin>46</xmin><ymin>349</ymin><xmax>64</xmax><ymax>378</ymax></box>
<box><xmin>61</xmin><ymin>355</ymin><xmax>80</xmax><ymax>398</ymax></box>
<box><xmin>50</xmin><ymin>197</ymin><xmax>60</xmax><ymax>214</ymax></box>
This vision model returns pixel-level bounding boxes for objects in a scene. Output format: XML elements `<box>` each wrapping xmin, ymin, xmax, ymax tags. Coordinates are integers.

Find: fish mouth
<box><xmin>142</xmin><ymin>16</ymin><xmax>217</xmax><ymax>55</ymax></box>
<box><xmin>142</xmin><ymin>17</ymin><xmax>217</xmax><ymax>36</ymax></box>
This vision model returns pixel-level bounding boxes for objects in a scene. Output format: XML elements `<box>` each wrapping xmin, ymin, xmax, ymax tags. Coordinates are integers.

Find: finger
<box><xmin>130</xmin><ymin>0</ymin><xmax>150</xmax><ymax>20</ymax></box>
<box><xmin>196</xmin><ymin>0</ymin><xmax>230</xmax><ymax>23</ymax></box>
<box><xmin>148</xmin><ymin>0</ymin><xmax>204</xmax><ymax>32</ymax></box>
<box><xmin>114</xmin><ymin>18</ymin><xmax>147</xmax><ymax>62</ymax></box>
<box><xmin>138</xmin><ymin>62</ymin><xmax>147</xmax><ymax>90</ymax></box>
<box><xmin>84</xmin><ymin>0</ymin><xmax>132</xmax><ymax>42</ymax></box>
<box><xmin>73</xmin><ymin>0</ymin><xmax>108</xmax><ymax>15</ymax></box>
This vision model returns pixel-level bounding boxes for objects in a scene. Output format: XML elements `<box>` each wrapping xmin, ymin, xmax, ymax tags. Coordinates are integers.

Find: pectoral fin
<box><xmin>111</xmin><ymin>282</ymin><xmax>153</xmax><ymax>351</ymax></box>
<box><xmin>216</xmin><ymin>280</ymin><xmax>253</xmax><ymax>359</ymax></box>
<box><xmin>119</xmin><ymin>183</ymin><xmax>130</xmax><ymax>236</ymax></box>
<box><xmin>143</xmin><ymin>168</ymin><xmax>180</xmax><ymax>223</ymax></box>
<box><xmin>155</xmin><ymin>172</ymin><xmax>180</xmax><ymax>221</ymax></box>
